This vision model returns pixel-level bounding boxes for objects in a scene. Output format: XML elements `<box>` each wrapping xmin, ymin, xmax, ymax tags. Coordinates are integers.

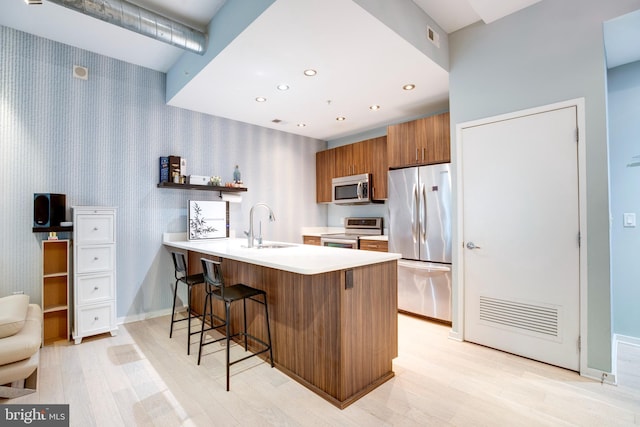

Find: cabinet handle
<box><xmin>94</xmin><ymin>316</ymin><xmax>99</xmax><ymax>321</ymax></box>
<box><xmin>93</xmin><ymin>257</ymin><xmax>99</xmax><ymax>261</ymax></box>
<box><xmin>415</xmin><ymin>148</ymin><xmax>419</xmax><ymax>161</ymax></box>
<box><xmin>422</xmin><ymin>147</ymin><xmax>425</xmax><ymax>162</ymax></box>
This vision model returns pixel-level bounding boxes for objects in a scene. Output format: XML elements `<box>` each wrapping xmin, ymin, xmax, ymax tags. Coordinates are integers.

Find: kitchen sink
<box><xmin>242</xmin><ymin>243</ymin><xmax>296</xmax><ymax>249</ymax></box>
<box><xmin>256</xmin><ymin>243</ymin><xmax>296</xmax><ymax>249</ymax></box>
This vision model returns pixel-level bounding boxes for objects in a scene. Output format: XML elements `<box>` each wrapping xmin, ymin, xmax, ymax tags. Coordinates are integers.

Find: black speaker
<box><xmin>33</xmin><ymin>193</ymin><xmax>66</xmax><ymax>228</ymax></box>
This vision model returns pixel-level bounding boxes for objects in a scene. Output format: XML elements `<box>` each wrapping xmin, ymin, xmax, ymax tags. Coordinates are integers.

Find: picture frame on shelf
<box><xmin>188</xmin><ymin>200</ymin><xmax>228</xmax><ymax>241</ymax></box>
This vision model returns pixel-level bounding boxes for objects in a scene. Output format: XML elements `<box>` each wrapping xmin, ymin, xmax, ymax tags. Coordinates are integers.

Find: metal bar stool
<box><xmin>169</xmin><ymin>251</ymin><xmax>205</xmax><ymax>355</ymax></box>
<box><xmin>198</xmin><ymin>257</ymin><xmax>274</xmax><ymax>391</ymax></box>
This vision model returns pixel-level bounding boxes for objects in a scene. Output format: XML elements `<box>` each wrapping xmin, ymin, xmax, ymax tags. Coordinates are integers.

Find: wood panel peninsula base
<box><xmin>163</xmin><ymin>237</ymin><xmax>399</xmax><ymax>409</ymax></box>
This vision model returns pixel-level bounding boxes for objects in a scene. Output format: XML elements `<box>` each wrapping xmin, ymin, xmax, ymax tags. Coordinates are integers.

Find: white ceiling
<box><xmin>167</xmin><ymin>0</ymin><xmax>450</xmax><ymax>140</ymax></box>
<box><xmin>3</xmin><ymin>0</ymin><xmax>635</xmax><ymax>140</ymax></box>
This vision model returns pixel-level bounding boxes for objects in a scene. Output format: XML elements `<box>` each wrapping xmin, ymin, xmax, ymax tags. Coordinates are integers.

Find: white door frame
<box><xmin>452</xmin><ymin>98</ymin><xmax>603</xmax><ymax>381</ymax></box>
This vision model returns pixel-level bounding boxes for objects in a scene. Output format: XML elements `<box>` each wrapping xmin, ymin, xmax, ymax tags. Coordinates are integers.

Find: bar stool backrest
<box><xmin>200</xmin><ymin>258</ymin><xmax>226</xmax><ymax>297</ymax></box>
<box><xmin>171</xmin><ymin>252</ymin><xmax>188</xmax><ymax>279</ymax></box>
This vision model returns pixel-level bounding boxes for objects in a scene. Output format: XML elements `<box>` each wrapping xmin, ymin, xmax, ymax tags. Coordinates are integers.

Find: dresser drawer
<box><xmin>77</xmin><ymin>303</ymin><xmax>114</xmax><ymax>336</ymax></box>
<box><xmin>77</xmin><ymin>272</ymin><xmax>114</xmax><ymax>305</ymax></box>
<box><xmin>76</xmin><ymin>245</ymin><xmax>114</xmax><ymax>273</ymax></box>
<box><xmin>76</xmin><ymin>214</ymin><xmax>114</xmax><ymax>244</ymax></box>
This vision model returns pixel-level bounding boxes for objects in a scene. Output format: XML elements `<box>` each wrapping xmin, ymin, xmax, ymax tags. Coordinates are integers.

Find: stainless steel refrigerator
<box><xmin>388</xmin><ymin>163</ymin><xmax>452</xmax><ymax>322</ymax></box>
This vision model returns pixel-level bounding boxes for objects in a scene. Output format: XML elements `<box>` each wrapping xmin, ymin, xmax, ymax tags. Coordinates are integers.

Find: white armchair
<box><xmin>0</xmin><ymin>294</ymin><xmax>42</xmax><ymax>399</ymax></box>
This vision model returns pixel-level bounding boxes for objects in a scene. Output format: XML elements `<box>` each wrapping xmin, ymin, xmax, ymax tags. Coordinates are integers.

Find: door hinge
<box><xmin>576</xmin><ymin>127</ymin><xmax>579</xmax><ymax>143</ymax></box>
<box><xmin>578</xmin><ymin>231</ymin><xmax>581</xmax><ymax>247</ymax></box>
<box><xmin>577</xmin><ymin>335</ymin><xmax>581</xmax><ymax>351</ymax></box>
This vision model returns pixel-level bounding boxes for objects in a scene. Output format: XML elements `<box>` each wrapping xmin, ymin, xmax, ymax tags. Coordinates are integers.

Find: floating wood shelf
<box><xmin>157</xmin><ymin>182</ymin><xmax>248</xmax><ymax>194</ymax></box>
<box><xmin>32</xmin><ymin>226</ymin><xmax>73</xmax><ymax>233</ymax></box>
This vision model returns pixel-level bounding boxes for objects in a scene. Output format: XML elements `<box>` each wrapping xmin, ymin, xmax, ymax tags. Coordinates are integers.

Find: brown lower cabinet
<box><xmin>187</xmin><ymin>252</ymin><xmax>397</xmax><ymax>409</ymax></box>
<box><xmin>359</xmin><ymin>239</ymin><xmax>388</xmax><ymax>252</ymax></box>
<box><xmin>303</xmin><ymin>235</ymin><xmax>321</xmax><ymax>245</ymax></box>
<box><xmin>303</xmin><ymin>235</ymin><xmax>388</xmax><ymax>252</ymax></box>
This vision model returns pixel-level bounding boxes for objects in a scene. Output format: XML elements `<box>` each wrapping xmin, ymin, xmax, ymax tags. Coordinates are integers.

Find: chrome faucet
<box><xmin>245</xmin><ymin>202</ymin><xmax>276</xmax><ymax>248</ymax></box>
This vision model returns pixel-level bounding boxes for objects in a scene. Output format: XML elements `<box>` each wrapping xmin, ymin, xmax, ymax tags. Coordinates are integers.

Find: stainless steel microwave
<box><xmin>332</xmin><ymin>173</ymin><xmax>372</xmax><ymax>204</ymax></box>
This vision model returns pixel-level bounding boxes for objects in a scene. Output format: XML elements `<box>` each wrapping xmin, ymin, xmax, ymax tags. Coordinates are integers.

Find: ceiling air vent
<box><xmin>427</xmin><ymin>25</ymin><xmax>440</xmax><ymax>48</ymax></box>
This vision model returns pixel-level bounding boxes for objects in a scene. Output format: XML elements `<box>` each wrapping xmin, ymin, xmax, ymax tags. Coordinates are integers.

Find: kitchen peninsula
<box><xmin>163</xmin><ymin>235</ymin><xmax>400</xmax><ymax>408</ymax></box>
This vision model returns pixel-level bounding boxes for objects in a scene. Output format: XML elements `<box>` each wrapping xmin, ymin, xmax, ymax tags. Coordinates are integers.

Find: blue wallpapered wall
<box><xmin>0</xmin><ymin>25</ymin><xmax>326</xmax><ymax>320</ymax></box>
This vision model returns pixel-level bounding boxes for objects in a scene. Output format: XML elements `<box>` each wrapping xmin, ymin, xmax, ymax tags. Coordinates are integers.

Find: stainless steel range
<box><xmin>320</xmin><ymin>217</ymin><xmax>383</xmax><ymax>249</ymax></box>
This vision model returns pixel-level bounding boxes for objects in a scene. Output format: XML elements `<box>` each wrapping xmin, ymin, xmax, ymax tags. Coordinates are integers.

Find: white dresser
<box><xmin>72</xmin><ymin>206</ymin><xmax>117</xmax><ymax>344</ymax></box>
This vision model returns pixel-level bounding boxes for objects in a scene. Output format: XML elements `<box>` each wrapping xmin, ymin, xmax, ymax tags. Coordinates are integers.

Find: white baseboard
<box><xmin>117</xmin><ymin>307</ymin><xmax>178</xmax><ymax>325</ymax></box>
<box><xmin>448</xmin><ymin>330</ymin><xmax>463</xmax><ymax>341</ymax></box>
<box><xmin>580</xmin><ymin>366</ymin><xmax>617</xmax><ymax>385</ymax></box>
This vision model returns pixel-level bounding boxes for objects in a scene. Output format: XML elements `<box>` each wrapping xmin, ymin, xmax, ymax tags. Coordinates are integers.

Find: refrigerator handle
<box><xmin>422</xmin><ymin>184</ymin><xmax>428</xmax><ymax>242</ymax></box>
<box><xmin>419</xmin><ymin>183</ymin><xmax>426</xmax><ymax>243</ymax></box>
<box><xmin>413</xmin><ymin>183</ymin><xmax>419</xmax><ymax>242</ymax></box>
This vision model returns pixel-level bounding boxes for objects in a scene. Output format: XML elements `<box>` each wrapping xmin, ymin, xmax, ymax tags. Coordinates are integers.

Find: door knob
<box><xmin>466</xmin><ymin>242</ymin><xmax>481</xmax><ymax>250</ymax></box>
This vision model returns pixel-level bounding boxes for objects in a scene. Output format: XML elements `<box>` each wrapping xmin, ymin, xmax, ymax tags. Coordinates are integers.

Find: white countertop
<box><xmin>300</xmin><ymin>227</ymin><xmax>343</xmax><ymax>237</ymax></box>
<box><xmin>163</xmin><ymin>235</ymin><xmax>400</xmax><ymax>275</ymax></box>
<box><xmin>358</xmin><ymin>235</ymin><xmax>388</xmax><ymax>241</ymax></box>
<box><xmin>301</xmin><ymin>227</ymin><xmax>388</xmax><ymax>241</ymax></box>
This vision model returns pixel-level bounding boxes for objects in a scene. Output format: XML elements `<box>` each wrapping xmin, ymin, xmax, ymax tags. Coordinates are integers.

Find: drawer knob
<box><xmin>94</xmin><ymin>316</ymin><xmax>99</xmax><ymax>321</ymax></box>
<box><xmin>94</xmin><ymin>286</ymin><xmax>99</xmax><ymax>291</ymax></box>
<box><xmin>94</xmin><ymin>257</ymin><xmax>99</xmax><ymax>261</ymax></box>
<box><xmin>93</xmin><ymin>227</ymin><xmax>98</xmax><ymax>231</ymax></box>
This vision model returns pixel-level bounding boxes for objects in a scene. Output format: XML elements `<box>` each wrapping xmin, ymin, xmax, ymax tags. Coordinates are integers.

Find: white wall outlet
<box><xmin>623</xmin><ymin>212</ymin><xmax>636</xmax><ymax>227</ymax></box>
<box><xmin>427</xmin><ymin>25</ymin><xmax>440</xmax><ymax>48</ymax></box>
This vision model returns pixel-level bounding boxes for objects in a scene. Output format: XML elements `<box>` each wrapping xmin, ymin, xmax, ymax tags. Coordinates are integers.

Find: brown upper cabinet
<box><xmin>367</xmin><ymin>136</ymin><xmax>387</xmax><ymax>200</ymax></box>
<box><xmin>387</xmin><ymin>112</ymin><xmax>450</xmax><ymax>169</ymax></box>
<box><xmin>315</xmin><ymin>135</ymin><xmax>388</xmax><ymax>203</ymax></box>
<box><xmin>316</xmin><ymin>148</ymin><xmax>335</xmax><ymax>204</ymax></box>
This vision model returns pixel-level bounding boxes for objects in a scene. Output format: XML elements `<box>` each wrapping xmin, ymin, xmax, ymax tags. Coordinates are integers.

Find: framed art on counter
<box><xmin>188</xmin><ymin>200</ymin><xmax>228</xmax><ymax>240</ymax></box>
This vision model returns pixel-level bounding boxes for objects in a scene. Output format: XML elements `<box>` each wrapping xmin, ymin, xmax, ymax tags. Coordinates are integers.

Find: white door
<box><xmin>461</xmin><ymin>106</ymin><xmax>580</xmax><ymax>371</ymax></box>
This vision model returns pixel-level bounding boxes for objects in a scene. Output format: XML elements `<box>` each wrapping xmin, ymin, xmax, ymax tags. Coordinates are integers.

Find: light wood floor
<box><xmin>4</xmin><ymin>314</ymin><xmax>640</xmax><ymax>426</ymax></box>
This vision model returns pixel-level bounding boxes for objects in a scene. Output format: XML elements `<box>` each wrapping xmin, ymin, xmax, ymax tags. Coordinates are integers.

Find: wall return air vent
<box><xmin>478</xmin><ymin>296</ymin><xmax>560</xmax><ymax>340</ymax></box>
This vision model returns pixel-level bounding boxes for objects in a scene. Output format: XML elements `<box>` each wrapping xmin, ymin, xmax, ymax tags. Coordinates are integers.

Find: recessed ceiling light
<box><xmin>336</xmin><ymin>116</ymin><xmax>346</xmax><ymax>121</ymax></box>
<box><xmin>403</xmin><ymin>84</ymin><xmax>416</xmax><ymax>91</ymax></box>
<box><xmin>369</xmin><ymin>105</ymin><xmax>381</xmax><ymax>111</ymax></box>
<box><xmin>304</xmin><ymin>69</ymin><xmax>317</xmax><ymax>76</ymax></box>
<box><xmin>297</xmin><ymin>123</ymin><xmax>306</xmax><ymax>127</ymax></box>
<box><xmin>277</xmin><ymin>84</ymin><xmax>290</xmax><ymax>91</ymax></box>
<box><xmin>255</xmin><ymin>97</ymin><xmax>267</xmax><ymax>102</ymax></box>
